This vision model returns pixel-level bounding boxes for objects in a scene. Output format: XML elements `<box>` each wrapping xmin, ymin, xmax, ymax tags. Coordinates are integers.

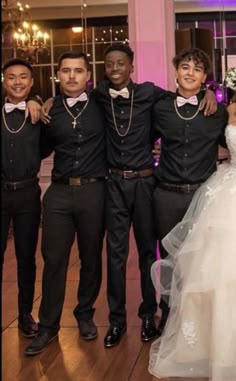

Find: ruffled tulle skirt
<box><xmin>149</xmin><ymin>163</ymin><xmax>236</xmax><ymax>381</ymax></box>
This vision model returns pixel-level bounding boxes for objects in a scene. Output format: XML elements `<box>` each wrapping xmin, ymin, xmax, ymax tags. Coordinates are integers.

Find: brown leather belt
<box><xmin>158</xmin><ymin>182</ymin><xmax>202</xmax><ymax>194</ymax></box>
<box><xmin>2</xmin><ymin>177</ymin><xmax>38</xmax><ymax>191</ymax></box>
<box><xmin>110</xmin><ymin>168</ymin><xmax>153</xmax><ymax>179</ymax></box>
<box><xmin>52</xmin><ymin>177</ymin><xmax>103</xmax><ymax>186</ymax></box>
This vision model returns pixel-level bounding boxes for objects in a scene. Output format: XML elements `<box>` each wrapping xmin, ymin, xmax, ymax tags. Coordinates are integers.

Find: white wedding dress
<box><xmin>149</xmin><ymin>124</ymin><xmax>236</xmax><ymax>381</ymax></box>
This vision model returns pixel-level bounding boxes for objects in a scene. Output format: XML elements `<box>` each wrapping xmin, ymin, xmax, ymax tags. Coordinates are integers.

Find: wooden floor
<box><xmin>2</xmin><ymin>229</ymin><xmax>207</xmax><ymax>381</ymax></box>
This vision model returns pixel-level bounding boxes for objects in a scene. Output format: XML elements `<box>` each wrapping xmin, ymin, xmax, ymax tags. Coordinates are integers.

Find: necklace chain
<box><xmin>110</xmin><ymin>90</ymin><xmax>134</xmax><ymax>137</ymax></box>
<box><xmin>62</xmin><ymin>96</ymin><xmax>89</xmax><ymax>128</ymax></box>
<box><xmin>174</xmin><ymin>99</ymin><xmax>203</xmax><ymax>121</ymax></box>
<box><xmin>2</xmin><ymin>105</ymin><xmax>27</xmax><ymax>134</ymax></box>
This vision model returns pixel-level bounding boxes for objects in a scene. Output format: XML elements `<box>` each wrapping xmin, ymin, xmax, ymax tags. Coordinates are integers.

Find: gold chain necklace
<box><xmin>174</xmin><ymin>99</ymin><xmax>204</xmax><ymax>121</ymax></box>
<box><xmin>110</xmin><ymin>90</ymin><xmax>134</xmax><ymax>137</ymax></box>
<box><xmin>2</xmin><ymin>105</ymin><xmax>27</xmax><ymax>134</ymax></box>
<box><xmin>62</xmin><ymin>97</ymin><xmax>89</xmax><ymax>128</ymax></box>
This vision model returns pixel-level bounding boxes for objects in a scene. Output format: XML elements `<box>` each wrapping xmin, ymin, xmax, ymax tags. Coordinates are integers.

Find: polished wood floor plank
<box><xmin>128</xmin><ymin>344</ymin><xmax>158</xmax><ymax>381</ymax></box>
<box><xmin>2</xmin><ymin>327</ymin><xmax>143</xmax><ymax>381</ymax></box>
<box><xmin>2</xmin><ymin>229</ymin><xmax>209</xmax><ymax>381</ymax></box>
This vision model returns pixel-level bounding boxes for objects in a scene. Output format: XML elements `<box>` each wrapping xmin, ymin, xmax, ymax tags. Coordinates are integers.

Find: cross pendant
<box><xmin>72</xmin><ymin>119</ymin><xmax>77</xmax><ymax>129</ymax></box>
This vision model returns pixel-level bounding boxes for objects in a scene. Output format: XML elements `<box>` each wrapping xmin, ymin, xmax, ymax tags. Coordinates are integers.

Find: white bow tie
<box><xmin>109</xmin><ymin>87</ymin><xmax>129</xmax><ymax>99</ymax></box>
<box><xmin>176</xmin><ymin>95</ymin><xmax>198</xmax><ymax>107</ymax></box>
<box><xmin>4</xmin><ymin>101</ymin><xmax>26</xmax><ymax>113</ymax></box>
<box><xmin>66</xmin><ymin>92</ymin><xmax>88</xmax><ymax>107</ymax></box>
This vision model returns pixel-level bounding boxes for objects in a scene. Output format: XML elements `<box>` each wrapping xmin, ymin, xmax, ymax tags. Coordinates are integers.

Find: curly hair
<box><xmin>173</xmin><ymin>48</ymin><xmax>212</xmax><ymax>75</ymax></box>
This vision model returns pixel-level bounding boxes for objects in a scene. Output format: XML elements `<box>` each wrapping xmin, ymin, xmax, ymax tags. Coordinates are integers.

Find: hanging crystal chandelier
<box><xmin>2</xmin><ymin>1</ymin><xmax>50</xmax><ymax>64</ymax></box>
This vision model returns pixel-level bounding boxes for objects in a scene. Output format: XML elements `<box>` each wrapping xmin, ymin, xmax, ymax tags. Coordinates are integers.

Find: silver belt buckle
<box><xmin>123</xmin><ymin>170</ymin><xmax>133</xmax><ymax>179</ymax></box>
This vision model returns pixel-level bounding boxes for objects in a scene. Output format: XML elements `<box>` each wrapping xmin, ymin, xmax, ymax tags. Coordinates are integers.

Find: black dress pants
<box><xmin>106</xmin><ymin>174</ymin><xmax>157</xmax><ymax>327</ymax></box>
<box><xmin>1</xmin><ymin>184</ymin><xmax>41</xmax><ymax>316</ymax></box>
<box><xmin>153</xmin><ymin>186</ymin><xmax>196</xmax><ymax>317</ymax></box>
<box><xmin>39</xmin><ymin>181</ymin><xmax>105</xmax><ymax>333</ymax></box>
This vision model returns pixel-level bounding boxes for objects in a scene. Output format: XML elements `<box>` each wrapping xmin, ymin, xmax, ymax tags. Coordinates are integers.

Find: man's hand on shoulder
<box><xmin>41</xmin><ymin>97</ymin><xmax>54</xmax><ymax>124</ymax></box>
<box><xmin>200</xmin><ymin>89</ymin><xmax>217</xmax><ymax>116</ymax></box>
<box><xmin>26</xmin><ymin>96</ymin><xmax>42</xmax><ymax>124</ymax></box>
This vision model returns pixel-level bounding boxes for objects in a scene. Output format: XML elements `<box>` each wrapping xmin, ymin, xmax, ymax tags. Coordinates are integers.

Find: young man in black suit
<box><xmin>2</xmin><ymin>59</ymin><xmax>49</xmax><ymax>338</ymax></box>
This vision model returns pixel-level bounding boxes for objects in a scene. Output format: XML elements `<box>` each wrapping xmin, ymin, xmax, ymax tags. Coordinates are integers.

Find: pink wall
<box><xmin>128</xmin><ymin>0</ymin><xmax>176</xmax><ymax>91</ymax></box>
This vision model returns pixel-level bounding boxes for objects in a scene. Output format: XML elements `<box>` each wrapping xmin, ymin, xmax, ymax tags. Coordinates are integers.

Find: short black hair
<box><xmin>2</xmin><ymin>58</ymin><xmax>33</xmax><ymax>75</ymax></box>
<box><xmin>104</xmin><ymin>43</ymin><xmax>134</xmax><ymax>64</ymax></box>
<box><xmin>173</xmin><ymin>48</ymin><xmax>212</xmax><ymax>75</ymax></box>
<box><xmin>58</xmin><ymin>51</ymin><xmax>90</xmax><ymax>70</ymax></box>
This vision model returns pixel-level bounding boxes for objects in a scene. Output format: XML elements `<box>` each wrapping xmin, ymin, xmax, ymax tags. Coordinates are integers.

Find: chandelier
<box><xmin>2</xmin><ymin>1</ymin><xmax>50</xmax><ymax>64</ymax></box>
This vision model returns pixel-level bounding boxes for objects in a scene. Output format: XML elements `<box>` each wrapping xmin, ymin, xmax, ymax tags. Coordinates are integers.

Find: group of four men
<box><xmin>1</xmin><ymin>43</ymin><xmax>227</xmax><ymax>356</ymax></box>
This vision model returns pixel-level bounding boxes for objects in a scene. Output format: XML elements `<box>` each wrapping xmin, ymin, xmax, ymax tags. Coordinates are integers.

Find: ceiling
<box><xmin>2</xmin><ymin>0</ymin><xmax>236</xmax><ymax>21</ymax></box>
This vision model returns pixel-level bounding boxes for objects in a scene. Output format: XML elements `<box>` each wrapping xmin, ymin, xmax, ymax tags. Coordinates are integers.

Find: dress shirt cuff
<box><xmin>26</xmin><ymin>94</ymin><xmax>43</xmax><ymax>105</ymax></box>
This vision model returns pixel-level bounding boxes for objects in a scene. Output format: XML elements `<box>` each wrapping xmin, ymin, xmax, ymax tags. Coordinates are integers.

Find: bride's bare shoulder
<box><xmin>227</xmin><ymin>101</ymin><xmax>236</xmax><ymax>126</ymax></box>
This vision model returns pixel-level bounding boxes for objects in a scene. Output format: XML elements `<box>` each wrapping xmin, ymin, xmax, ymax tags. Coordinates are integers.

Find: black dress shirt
<box><xmin>153</xmin><ymin>91</ymin><xmax>228</xmax><ymax>184</ymax></box>
<box><xmin>46</xmin><ymin>93</ymin><xmax>107</xmax><ymax>179</ymax></box>
<box><xmin>94</xmin><ymin>80</ymin><xmax>168</xmax><ymax>170</ymax></box>
<box><xmin>1</xmin><ymin>108</ymin><xmax>48</xmax><ymax>181</ymax></box>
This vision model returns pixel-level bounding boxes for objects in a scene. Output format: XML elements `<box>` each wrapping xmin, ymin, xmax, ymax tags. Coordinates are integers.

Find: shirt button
<box><xmin>121</xmin><ymin>139</ymin><xmax>124</xmax><ymax>143</ymax></box>
<box><xmin>120</xmin><ymin>125</ymin><xmax>124</xmax><ymax>128</ymax></box>
<box><xmin>121</xmin><ymin>152</ymin><xmax>125</xmax><ymax>156</ymax></box>
<box><xmin>186</xmin><ymin>139</ymin><xmax>189</xmax><ymax>143</ymax></box>
<box><xmin>75</xmin><ymin>161</ymin><xmax>79</xmax><ymax>164</ymax></box>
<box><xmin>184</xmin><ymin>153</ymin><xmax>188</xmax><ymax>157</ymax></box>
<box><xmin>121</xmin><ymin>110</ymin><xmax>124</xmax><ymax>114</ymax></box>
<box><xmin>186</xmin><ymin>124</ymin><xmax>190</xmax><ymax>128</ymax></box>
<box><xmin>79</xmin><ymin>134</ymin><xmax>82</xmax><ymax>138</ymax></box>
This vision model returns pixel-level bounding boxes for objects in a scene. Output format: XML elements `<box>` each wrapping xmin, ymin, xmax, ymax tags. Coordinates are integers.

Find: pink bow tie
<box><xmin>176</xmin><ymin>95</ymin><xmax>198</xmax><ymax>107</ymax></box>
<box><xmin>109</xmin><ymin>87</ymin><xmax>129</xmax><ymax>99</ymax></box>
<box><xmin>66</xmin><ymin>92</ymin><xmax>88</xmax><ymax>107</ymax></box>
<box><xmin>5</xmin><ymin>101</ymin><xmax>26</xmax><ymax>113</ymax></box>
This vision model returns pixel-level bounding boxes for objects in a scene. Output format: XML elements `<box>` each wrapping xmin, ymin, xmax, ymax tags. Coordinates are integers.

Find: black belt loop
<box><xmin>158</xmin><ymin>182</ymin><xmax>202</xmax><ymax>194</ymax></box>
<box><xmin>52</xmin><ymin>177</ymin><xmax>103</xmax><ymax>186</ymax></box>
<box><xmin>2</xmin><ymin>177</ymin><xmax>38</xmax><ymax>191</ymax></box>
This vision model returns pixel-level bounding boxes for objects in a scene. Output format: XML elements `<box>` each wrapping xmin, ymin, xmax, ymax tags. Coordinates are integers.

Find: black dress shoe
<box><xmin>78</xmin><ymin>319</ymin><xmax>97</xmax><ymax>341</ymax></box>
<box><xmin>141</xmin><ymin>316</ymin><xmax>159</xmax><ymax>342</ymax></box>
<box><xmin>24</xmin><ymin>331</ymin><xmax>58</xmax><ymax>356</ymax></box>
<box><xmin>104</xmin><ymin>325</ymin><xmax>126</xmax><ymax>348</ymax></box>
<box><xmin>18</xmin><ymin>314</ymin><xmax>38</xmax><ymax>338</ymax></box>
